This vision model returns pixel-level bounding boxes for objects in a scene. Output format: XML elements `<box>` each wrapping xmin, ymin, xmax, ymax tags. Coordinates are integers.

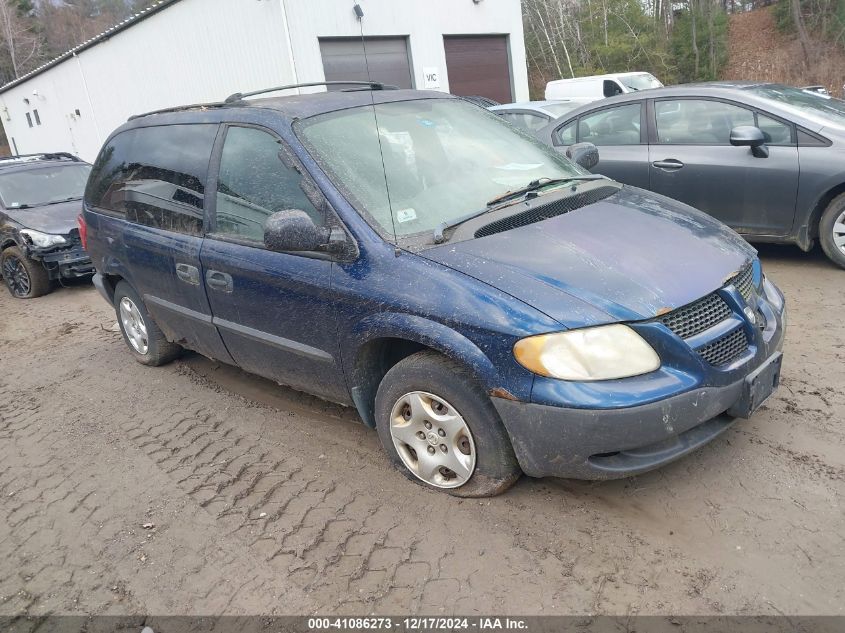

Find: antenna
<box><xmin>356</xmin><ymin>2</ymin><xmax>399</xmax><ymax>245</ymax></box>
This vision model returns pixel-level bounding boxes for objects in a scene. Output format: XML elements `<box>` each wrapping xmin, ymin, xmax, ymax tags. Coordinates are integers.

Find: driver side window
<box><xmin>214</xmin><ymin>126</ymin><xmax>324</xmax><ymax>243</ymax></box>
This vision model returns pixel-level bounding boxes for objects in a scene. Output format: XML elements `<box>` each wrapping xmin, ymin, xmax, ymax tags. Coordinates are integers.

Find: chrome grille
<box><xmin>732</xmin><ymin>263</ymin><xmax>754</xmax><ymax>303</ymax></box>
<box><xmin>660</xmin><ymin>293</ymin><xmax>732</xmax><ymax>340</ymax></box>
<box><xmin>698</xmin><ymin>327</ymin><xmax>749</xmax><ymax>366</ymax></box>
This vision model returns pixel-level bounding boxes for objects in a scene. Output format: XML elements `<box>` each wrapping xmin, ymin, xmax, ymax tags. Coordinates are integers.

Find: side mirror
<box><xmin>730</xmin><ymin>126</ymin><xmax>769</xmax><ymax>158</ymax></box>
<box><xmin>566</xmin><ymin>142</ymin><xmax>600</xmax><ymax>171</ymax></box>
<box><xmin>264</xmin><ymin>209</ymin><xmax>328</xmax><ymax>252</ymax></box>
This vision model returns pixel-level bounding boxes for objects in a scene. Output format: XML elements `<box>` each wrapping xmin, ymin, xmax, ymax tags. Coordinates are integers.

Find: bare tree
<box><xmin>0</xmin><ymin>0</ymin><xmax>42</xmax><ymax>82</ymax></box>
<box><xmin>790</xmin><ymin>0</ymin><xmax>813</xmax><ymax>68</ymax></box>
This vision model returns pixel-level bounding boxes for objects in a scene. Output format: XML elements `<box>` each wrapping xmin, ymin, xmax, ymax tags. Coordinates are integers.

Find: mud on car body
<box><xmin>82</xmin><ymin>85</ymin><xmax>786</xmax><ymax>496</ymax></box>
<box><xmin>0</xmin><ymin>153</ymin><xmax>94</xmax><ymax>298</ymax></box>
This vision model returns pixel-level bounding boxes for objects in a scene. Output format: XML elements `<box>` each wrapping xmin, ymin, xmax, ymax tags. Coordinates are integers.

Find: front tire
<box><xmin>819</xmin><ymin>193</ymin><xmax>845</xmax><ymax>270</ymax></box>
<box><xmin>113</xmin><ymin>281</ymin><xmax>181</xmax><ymax>366</ymax></box>
<box><xmin>374</xmin><ymin>350</ymin><xmax>521</xmax><ymax>497</ymax></box>
<box><xmin>1</xmin><ymin>246</ymin><xmax>51</xmax><ymax>299</ymax></box>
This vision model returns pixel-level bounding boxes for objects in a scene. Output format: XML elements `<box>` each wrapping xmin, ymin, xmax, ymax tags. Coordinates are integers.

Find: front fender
<box><xmin>347</xmin><ymin>312</ymin><xmax>504</xmax><ymax>391</ymax></box>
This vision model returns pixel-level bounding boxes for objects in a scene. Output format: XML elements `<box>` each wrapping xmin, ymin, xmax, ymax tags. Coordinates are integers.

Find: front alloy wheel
<box><xmin>3</xmin><ymin>254</ymin><xmax>31</xmax><ymax>297</ymax></box>
<box><xmin>832</xmin><ymin>208</ymin><xmax>845</xmax><ymax>256</ymax></box>
<box><xmin>389</xmin><ymin>391</ymin><xmax>476</xmax><ymax>489</ymax></box>
<box><xmin>119</xmin><ymin>296</ymin><xmax>149</xmax><ymax>354</ymax></box>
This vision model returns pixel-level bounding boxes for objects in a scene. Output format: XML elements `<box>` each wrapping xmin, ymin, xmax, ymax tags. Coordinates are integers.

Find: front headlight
<box><xmin>20</xmin><ymin>229</ymin><xmax>68</xmax><ymax>248</ymax></box>
<box><xmin>762</xmin><ymin>276</ymin><xmax>784</xmax><ymax>312</ymax></box>
<box><xmin>513</xmin><ymin>324</ymin><xmax>661</xmax><ymax>381</ymax></box>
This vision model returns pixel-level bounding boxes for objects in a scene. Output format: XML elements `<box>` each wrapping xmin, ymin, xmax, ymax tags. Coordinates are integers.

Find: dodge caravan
<box><xmin>81</xmin><ymin>84</ymin><xmax>785</xmax><ymax>497</ymax></box>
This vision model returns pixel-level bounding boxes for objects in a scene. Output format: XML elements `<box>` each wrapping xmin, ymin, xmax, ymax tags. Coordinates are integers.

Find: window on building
<box><xmin>213</xmin><ymin>126</ymin><xmax>324</xmax><ymax>244</ymax></box>
<box><xmin>33</xmin><ymin>109</ymin><xmax>41</xmax><ymax>126</ymax></box>
<box><xmin>25</xmin><ymin>112</ymin><xmax>32</xmax><ymax>128</ymax></box>
<box><xmin>84</xmin><ymin>124</ymin><xmax>218</xmax><ymax>236</ymax></box>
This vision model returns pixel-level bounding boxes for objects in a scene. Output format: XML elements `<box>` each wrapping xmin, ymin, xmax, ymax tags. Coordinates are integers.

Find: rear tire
<box><xmin>374</xmin><ymin>350</ymin><xmax>521</xmax><ymax>497</ymax></box>
<box><xmin>113</xmin><ymin>281</ymin><xmax>181</xmax><ymax>366</ymax></box>
<box><xmin>1</xmin><ymin>246</ymin><xmax>51</xmax><ymax>299</ymax></box>
<box><xmin>819</xmin><ymin>193</ymin><xmax>845</xmax><ymax>270</ymax></box>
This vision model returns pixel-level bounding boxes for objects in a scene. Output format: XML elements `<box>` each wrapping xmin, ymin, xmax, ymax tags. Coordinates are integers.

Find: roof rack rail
<box><xmin>224</xmin><ymin>80</ymin><xmax>398</xmax><ymax>104</ymax></box>
<box><xmin>0</xmin><ymin>152</ymin><xmax>80</xmax><ymax>163</ymax></box>
<box><xmin>128</xmin><ymin>100</ymin><xmax>228</xmax><ymax>121</ymax></box>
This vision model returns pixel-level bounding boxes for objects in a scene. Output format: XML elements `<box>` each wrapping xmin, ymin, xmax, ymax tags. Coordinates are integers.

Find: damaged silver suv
<box><xmin>0</xmin><ymin>153</ymin><xmax>94</xmax><ymax>298</ymax></box>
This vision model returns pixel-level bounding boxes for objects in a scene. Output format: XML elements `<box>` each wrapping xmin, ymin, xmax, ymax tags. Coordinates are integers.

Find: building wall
<box><xmin>0</xmin><ymin>0</ymin><xmax>527</xmax><ymax>162</ymax></box>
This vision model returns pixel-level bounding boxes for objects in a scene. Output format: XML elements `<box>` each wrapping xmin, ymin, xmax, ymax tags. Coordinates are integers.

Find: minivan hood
<box><xmin>422</xmin><ymin>186</ymin><xmax>755</xmax><ymax>329</ymax></box>
<box><xmin>4</xmin><ymin>200</ymin><xmax>82</xmax><ymax>235</ymax></box>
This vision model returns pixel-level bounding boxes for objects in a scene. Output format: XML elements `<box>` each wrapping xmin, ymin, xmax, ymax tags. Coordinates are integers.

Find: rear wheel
<box><xmin>113</xmin><ymin>281</ymin><xmax>181</xmax><ymax>366</ymax></box>
<box><xmin>819</xmin><ymin>193</ymin><xmax>845</xmax><ymax>270</ymax></box>
<box><xmin>1</xmin><ymin>246</ymin><xmax>51</xmax><ymax>299</ymax></box>
<box><xmin>374</xmin><ymin>350</ymin><xmax>521</xmax><ymax>497</ymax></box>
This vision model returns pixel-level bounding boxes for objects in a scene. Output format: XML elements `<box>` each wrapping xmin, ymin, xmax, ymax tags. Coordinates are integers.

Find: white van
<box><xmin>545</xmin><ymin>72</ymin><xmax>663</xmax><ymax>103</ymax></box>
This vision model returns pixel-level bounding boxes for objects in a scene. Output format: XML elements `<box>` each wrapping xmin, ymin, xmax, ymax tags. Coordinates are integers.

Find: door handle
<box><xmin>652</xmin><ymin>159</ymin><xmax>684</xmax><ymax>170</ymax></box>
<box><xmin>175</xmin><ymin>263</ymin><xmax>200</xmax><ymax>285</ymax></box>
<box><xmin>205</xmin><ymin>270</ymin><xmax>233</xmax><ymax>293</ymax></box>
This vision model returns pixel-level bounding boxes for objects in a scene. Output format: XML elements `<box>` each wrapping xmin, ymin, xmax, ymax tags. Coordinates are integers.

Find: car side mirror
<box><xmin>730</xmin><ymin>126</ymin><xmax>769</xmax><ymax>158</ymax></box>
<box><xmin>264</xmin><ymin>209</ymin><xmax>331</xmax><ymax>252</ymax></box>
<box><xmin>566</xmin><ymin>142</ymin><xmax>600</xmax><ymax>171</ymax></box>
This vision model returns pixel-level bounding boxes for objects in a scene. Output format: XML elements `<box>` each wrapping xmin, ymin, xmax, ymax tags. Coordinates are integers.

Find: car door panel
<box><xmin>200</xmin><ymin>123</ymin><xmax>348</xmax><ymax>404</ymax></box>
<box><xmin>648</xmin><ymin>146</ymin><xmax>799</xmax><ymax>235</ymax></box>
<box><xmin>90</xmin><ymin>123</ymin><xmax>233</xmax><ymax>362</ymax></box>
<box><xmin>199</xmin><ymin>240</ymin><xmax>346</xmax><ymax>402</ymax></box>
<box><xmin>648</xmin><ymin>98</ymin><xmax>799</xmax><ymax>236</ymax></box>
<box><xmin>552</xmin><ymin>102</ymin><xmax>650</xmax><ymax>188</ymax></box>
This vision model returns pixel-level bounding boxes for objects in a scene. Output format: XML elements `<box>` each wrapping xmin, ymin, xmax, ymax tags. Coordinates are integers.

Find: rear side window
<box><xmin>577</xmin><ymin>103</ymin><xmax>642</xmax><ymax>146</ymax></box>
<box><xmin>85</xmin><ymin>124</ymin><xmax>217</xmax><ymax>235</ymax></box>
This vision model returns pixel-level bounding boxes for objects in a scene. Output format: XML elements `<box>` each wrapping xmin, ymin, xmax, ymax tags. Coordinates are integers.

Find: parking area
<box><xmin>0</xmin><ymin>244</ymin><xmax>842</xmax><ymax>619</ymax></box>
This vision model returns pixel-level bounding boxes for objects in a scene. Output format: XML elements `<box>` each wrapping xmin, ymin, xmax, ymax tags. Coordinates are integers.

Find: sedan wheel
<box><xmin>119</xmin><ymin>296</ymin><xmax>149</xmax><ymax>355</ymax></box>
<box><xmin>833</xmin><ymin>209</ymin><xmax>845</xmax><ymax>255</ymax></box>
<box><xmin>389</xmin><ymin>391</ymin><xmax>476</xmax><ymax>489</ymax></box>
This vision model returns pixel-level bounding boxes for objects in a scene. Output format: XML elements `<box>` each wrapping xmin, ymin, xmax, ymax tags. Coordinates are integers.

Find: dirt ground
<box><xmin>0</xmin><ymin>243</ymin><xmax>843</xmax><ymax>619</ymax></box>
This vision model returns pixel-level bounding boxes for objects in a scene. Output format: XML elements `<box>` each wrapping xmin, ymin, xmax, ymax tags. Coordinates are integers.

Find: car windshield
<box><xmin>542</xmin><ymin>102</ymin><xmax>579</xmax><ymax>118</ymax></box>
<box><xmin>749</xmin><ymin>84</ymin><xmax>845</xmax><ymax>127</ymax></box>
<box><xmin>619</xmin><ymin>73</ymin><xmax>663</xmax><ymax>91</ymax></box>
<box><xmin>0</xmin><ymin>164</ymin><xmax>91</xmax><ymax>208</ymax></box>
<box><xmin>296</xmin><ymin>98</ymin><xmax>584</xmax><ymax>237</ymax></box>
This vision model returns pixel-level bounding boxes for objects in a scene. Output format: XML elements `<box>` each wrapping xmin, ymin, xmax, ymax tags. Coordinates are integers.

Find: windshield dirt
<box><xmin>295</xmin><ymin>99</ymin><xmax>585</xmax><ymax>237</ymax></box>
<box><xmin>0</xmin><ymin>164</ymin><xmax>92</xmax><ymax>208</ymax></box>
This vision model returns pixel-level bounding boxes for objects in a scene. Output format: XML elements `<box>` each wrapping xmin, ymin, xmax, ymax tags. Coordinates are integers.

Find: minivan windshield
<box><xmin>619</xmin><ymin>73</ymin><xmax>663</xmax><ymax>92</ymax></box>
<box><xmin>296</xmin><ymin>98</ymin><xmax>585</xmax><ymax>237</ymax></box>
<box><xmin>0</xmin><ymin>163</ymin><xmax>91</xmax><ymax>209</ymax></box>
<box><xmin>749</xmin><ymin>84</ymin><xmax>845</xmax><ymax>128</ymax></box>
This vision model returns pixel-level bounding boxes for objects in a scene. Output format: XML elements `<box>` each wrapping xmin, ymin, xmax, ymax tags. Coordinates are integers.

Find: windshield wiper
<box><xmin>43</xmin><ymin>196</ymin><xmax>82</xmax><ymax>206</ymax></box>
<box><xmin>432</xmin><ymin>175</ymin><xmax>607</xmax><ymax>244</ymax></box>
<box><xmin>484</xmin><ymin>175</ymin><xmax>607</xmax><ymax>207</ymax></box>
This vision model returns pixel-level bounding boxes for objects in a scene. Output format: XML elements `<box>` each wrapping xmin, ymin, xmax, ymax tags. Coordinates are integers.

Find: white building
<box><xmin>0</xmin><ymin>0</ymin><xmax>529</xmax><ymax>162</ymax></box>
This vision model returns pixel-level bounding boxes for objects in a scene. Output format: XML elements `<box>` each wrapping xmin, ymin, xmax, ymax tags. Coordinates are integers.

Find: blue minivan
<box><xmin>81</xmin><ymin>85</ymin><xmax>786</xmax><ymax>496</ymax></box>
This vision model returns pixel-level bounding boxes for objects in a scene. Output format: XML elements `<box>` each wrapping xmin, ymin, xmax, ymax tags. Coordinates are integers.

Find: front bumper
<box><xmin>495</xmin><ymin>374</ymin><xmax>745</xmax><ymax>479</ymax></box>
<box><xmin>494</xmin><ymin>275</ymin><xmax>786</xmax><ymax>480</ymax></box>
<box><xmin>35</xmin><ymin>245</ymin><xmax>94</xmax><ymax>280</ymax></box>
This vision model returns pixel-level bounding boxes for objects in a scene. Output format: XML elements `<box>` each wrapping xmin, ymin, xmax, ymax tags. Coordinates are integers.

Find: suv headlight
<box><xmin>762</xmin><ymin>276</ymin><xmax>784</xmax><ymax>312</ymax></box>
<box><xmin>20</xmin><ymin>229</ymin><xmax>67</xmax><ymax>248</ymax></box>
<box><xmin>513</xmin><ymin>324</ymin><xmax>661</xmax><ymax>381</ymax></box>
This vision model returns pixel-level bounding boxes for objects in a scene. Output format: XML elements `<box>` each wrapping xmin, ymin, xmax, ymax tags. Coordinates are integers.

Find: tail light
<box><xmin>77</xmin><ymin>213</ymin><xmax>88</xmax><ymax>251</ymax></box>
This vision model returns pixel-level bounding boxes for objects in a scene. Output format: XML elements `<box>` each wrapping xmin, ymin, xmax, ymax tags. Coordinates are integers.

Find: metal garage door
<box><xmin>444</xmin><ymin>35</ymin><xmax>512</xmax><ymax>104</ymax></box>
<box><xmin>319</xmin><ymin>37</ymin><xmax>413</xmax><ymax>90</ymax></box>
